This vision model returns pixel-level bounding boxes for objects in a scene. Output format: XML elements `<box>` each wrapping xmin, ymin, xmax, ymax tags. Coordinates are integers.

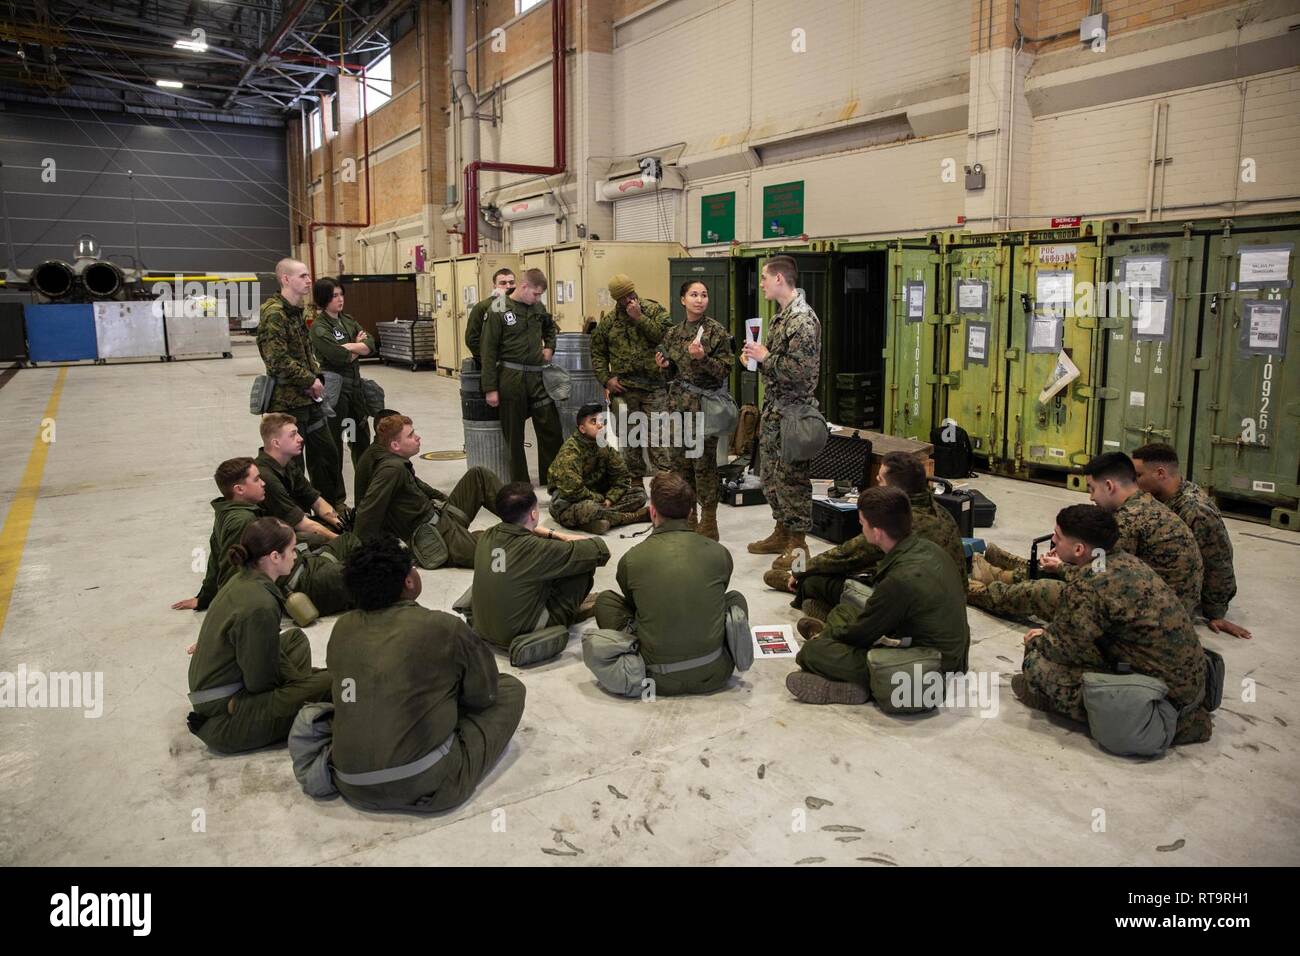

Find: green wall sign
<box><xmin>700</xmin><ymin>192</ymin><xmax>735</xmax><ymax>244</ymax></box>
<box><xmin>763</xmin><ymin>181</ymin><xmax>804</xmax><ymax>238</ymax></box>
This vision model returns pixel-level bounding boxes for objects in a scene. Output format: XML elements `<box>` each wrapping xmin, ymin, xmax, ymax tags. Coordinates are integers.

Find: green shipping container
<box><xmin>882</xmin><ymin>240</ymin><xmax>942</xmax><ymax>441</ymax></box>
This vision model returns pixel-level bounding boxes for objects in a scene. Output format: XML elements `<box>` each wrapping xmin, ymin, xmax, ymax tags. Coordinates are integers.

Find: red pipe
<box><xmin>291</xmin><ymin>56</ymin><xmax>373</xmax><ymax>280</ymax></box>
<box><xmin>462</xmin><ymin>0</ymin><xmax>567</xmax><ymax>254</ymax></box>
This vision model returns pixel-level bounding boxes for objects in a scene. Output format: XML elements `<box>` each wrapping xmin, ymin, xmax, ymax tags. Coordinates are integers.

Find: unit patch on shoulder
<box><xmin>504</xmin><ymin>311</ymin><xmax>517</xmax><ymax>326</ymax></box>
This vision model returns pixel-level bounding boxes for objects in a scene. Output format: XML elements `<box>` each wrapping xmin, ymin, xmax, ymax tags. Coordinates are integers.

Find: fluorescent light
<box><xmin>174</xmin><ymin>39</ymin><xmax>208</xmax><ymax>52</ymax></box>
<box><xmin>155</xmin><ymin>79</ymin><xmax>184</xmax><ymax>89</ymax></box>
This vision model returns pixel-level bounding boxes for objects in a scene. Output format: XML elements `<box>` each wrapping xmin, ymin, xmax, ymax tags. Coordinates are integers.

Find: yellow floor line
<box><xmin>0</xmin><ymin>367</ymin><xmax>68</xmax><ymax>638</ymax></box>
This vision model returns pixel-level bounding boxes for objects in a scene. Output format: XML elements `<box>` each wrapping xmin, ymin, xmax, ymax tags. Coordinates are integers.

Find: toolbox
<box><xmin>930</xmin><ymin>477</ymin><xmax>975</xmax><ymax>537</ymax></box>
<box><xmin>968</xmin><ymin>488</ymin><xmax>997</xmax><ymax>528</ymax></box>
<box><xmin>811</xmin><ymin>496</ymin><xmax>860</xmax><ymax>544</ymax></box>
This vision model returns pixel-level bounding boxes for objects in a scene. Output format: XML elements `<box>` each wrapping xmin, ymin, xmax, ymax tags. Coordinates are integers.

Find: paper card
<box><xmin>1238</xmin><ymin>245</ymin><xmax>1292</xmax><ymax>285</ymax></box>
<box><xmin>1029</xmin><ymin>315</ymin><xmax>1062</xmax><ymax>353</ymax></box>
<box><xmin>1132</xmin><ymin>296</ymin><xmax>1170</xmax><ymax>340</ymax></box>
<box><xmin>1245</xmin><ymin>301</ymin><xmax>1286</xmax><ymax>353</ymax></box>
<box><xmin>751</xmin><ymin>624</ymin><xmax>799</xmax><ymax>660</ymax></box>
<box><xmin>745</xmin><ymin>317</ymin><xmax>763</xmax><ymax>371</ymax></box>
<box><xmin>555</xmin><ymin>283</ymin><xmax>565</xmax><ymax>304</ymax></box>
<box><xmin>1121</xmin><ymin>256</ymin><xmax>1165</xmax><ymax>290</ymax></box>
<box><xmin>1038</xmin><ymin>350</ymin><xmax>1080</xmax><ymax>404</ymax></box>
<box><xmin>905</xmin><ymin>281</ymin><xmax>925</xmax><ymax>321</ymax></box>
<box><xmin>1129</xmin><ymin>390</ymin><xmax>1145</xmax><ymax>407</ymax></box>
<box><xmin>566</xmin><ymin>280</ymin><xmax>575</xmax><ymax>302</ymax></box>
<box><xmin>957</xmin><ymin>280</ymin><xmax>987</xmax><ymax>313</ymax></box>
<box><xmin>967</xmin><ymin>322</ymin><xmax>988</xmax><ymax>362</ymax></box>
<box><xmin>1035</xmin><ymin>271</ymin><xmax>1074</xmax><ymax>310</ymax></box>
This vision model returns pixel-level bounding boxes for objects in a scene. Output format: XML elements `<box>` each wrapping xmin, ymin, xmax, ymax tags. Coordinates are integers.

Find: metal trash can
<box><xmin>552</xmin><ymin>332</ymin><xmax>605</xmax><ymax>438</ymax></box>
<box><xmin>460</xmin><ymin>358</ymin><xmax>510</xmax><ymax>483</ymax></box>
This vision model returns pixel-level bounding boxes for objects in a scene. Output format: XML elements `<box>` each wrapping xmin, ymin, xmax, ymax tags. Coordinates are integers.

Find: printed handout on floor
<box><xmin>751</xmin><ymin>624</ymin><xmax>799</xmax><ymax>659</ymax></box>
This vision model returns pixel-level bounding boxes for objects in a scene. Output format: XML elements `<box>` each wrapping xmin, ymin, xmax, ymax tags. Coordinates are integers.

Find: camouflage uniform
<box><xmin>1166</xmin><ymin>479</ymin><xmax>1236</xmax><ymax>620</ymax></box>
<box><xmin>1022</xmin><ymin>551</ymin><xmax>1211</xmax><ymax>742</ymax></box>
<box><xmin>546</xmin><ymin>431</ymin><xmax>648</xmax><ymax>529</ymax></box>
<box><xmin>256</xmin><ymin>292</ymin><xmax>344</xmax><ymax>507</ymax></box>
<box><xmin>480</xmin><ymin>296</ymin><xmax>563</xmax><ymax>484</ymax></box>
<box><xmin>658</xmin><ymin>315</ymin><xmax>734</xmax><ymax>509</ymax></box>
<box><xmin>795</xmin><ymin>490</ymin><xmax>967</xmax><ymax>610</ymax></box>
<box><xmin>310</xmin><ymin>308</ymin><xmax>375</xmax><ymax>500</ymax></box>
<box><xmin>590</xmin><ymin>298</ymin><xmax>673</xmax><ymax>477</ymax></box>
<box><xmin>970</xmin><ymin>490</ymin><xmax>1203</xmax><ymax>622</ymax></box>
<box><xmin>757</xmin><ymin>291</ymin><xmax>821</xmax><ymax>533</ymax></box>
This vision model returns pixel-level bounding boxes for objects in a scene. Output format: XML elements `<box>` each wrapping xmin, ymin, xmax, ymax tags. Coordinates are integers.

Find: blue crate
<box><xmin>24</xmin><ymin>304</ymin><xmax>98</xmax><ymax>363</ymax></box>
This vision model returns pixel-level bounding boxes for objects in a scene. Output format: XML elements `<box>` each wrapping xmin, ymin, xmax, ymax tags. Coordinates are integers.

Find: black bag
<box><xmin>968</xmin><ymin>488</ymin><xmax>997</xmax><ymax>528</ymax></box>
<box><xmin>930</xmin><ymin>424</ymin><xmax>974</xmax><ymax>479</ymax></box>
<box><xmin>929</xmin><ymin>478</ymin><xmax>975</xmax><ymax>537</ymax></box>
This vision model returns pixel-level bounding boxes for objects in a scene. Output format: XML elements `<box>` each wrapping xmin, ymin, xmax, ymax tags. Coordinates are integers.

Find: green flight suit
<box><xmin>798</xmin><ymin>534</ymin><xmax>970</xmax><ymax>690</ymax></box>
<box><xmin>195</xmin><ymin>497</ymin><xmax>262</xmax><ymax>610</ymax></box>
<box><xmin>470</xmin><ymin>522</ymin><xmax>610</xmax><ymax>648</ymax></box>
<box><xmin>326</xmin><ymin>602</ymin><xmax>526</xmax><ymax>813</ymax></box>
<box><xmin>463</xmin><ymin>295</ymin><xmax>496</xmax><ymax>365</ymax></box>
<box><xmin>352</xmin><ymin>441</ymin><xmax>384</xmax><ymax>504</ymax></box>
<box><xmin>186</xmin><ymin>568</ymin><xmax>332</xmax><ymax>754</ymax></box>
<box><xmin>255</xmin><ymin>448</ymin><xmax>322</xmax><ymax>529</ymax></box>
<box><xmin>256</xmin><ymin>292</ymin><xmax>343</xmax><ymax>506</ymax></box>
<box><xmin>546</xmin><ymin>431</ymin><xmax>647</xmax><ymax>529</ymax></box>
<box><xmin>310</xmin><ymin>308</ymin><xmax>375</xmax><ymax>497</ymax></box>
<box><xmin>480</xmin><ymin>296</ymin><xmax>563</xmax><ymax>484</ymax></box>
<box><xmin>1022</xmin><ymin>551</ymin><xmax>1211</xmax><ymax>742</ymax></box>
<box><xmin>592</xmin><ymin>518</ymin><xmax>743</xmax><ymax>696</ymax></box>
<box><xmin>795</xmin><ymin>490</ymin><xmax>968</xmax><ymax>610</ymax></box>
<box><xmin>659</xmin><ymin>315</ymin><xmax>734</xmax><ymax>508</ymax></box>
<box><xmin>354</xmin><ymin>452</ymin><xmax>500</xmax><ymax>568</ymax></box>
<box><xmin>590</xmin><ymin>298</ymin><xmax>673</xmax><ymax>477</ymax></box>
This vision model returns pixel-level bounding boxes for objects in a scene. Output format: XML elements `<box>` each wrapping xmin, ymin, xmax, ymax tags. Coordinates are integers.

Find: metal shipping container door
<box><xmin>940</xmin><ymin>241</ymin><xmax>1010</xmax><ymax>464</ymax></box>
<box><xmin>884</xmin><ymin>242</ymin><xmax>942</xmax><ymax>441</ymax></box>
<box><xmin>1097</xmin><ymin>233</ymin><xmax>1204</xmax><ymax>464</ymax></box>
<box><xmin>549</xmin><ymin>244</ymin><xmax>585</xmax><ymax>332</ymax></box>
<box><xmin>669</xmin><ymin>257</ymin><xmax>732</xmax><ymax>325</ymax></box>
<box><xmin>1195</xmin><ymin>228</ymin><xmax>1300</xmax><ymax>529</ymax></box>
<box><xmin>1005</xmin><ymin>238</ymin><xmax>1102</xmax><ymax>473</ymax></box>
<box><xmin>431</xmin><ymin>258</ymin><xmax>458</xmax><ymax>372</ymax></box>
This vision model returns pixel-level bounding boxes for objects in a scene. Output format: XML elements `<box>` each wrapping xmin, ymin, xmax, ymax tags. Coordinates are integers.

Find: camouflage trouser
<box><xmin>759</xmin><ymin>403</ymin><xmax>812</xmax><ymax>533</ymax></box>
<box><xmin>549</xmin><ymin>486</ymin><xmax>648</xmax><ymax>530</ymax></box>
<box><xmin>666</xmin><ymin>388</ymin><xmax>719</xmax><ymax>509</ymax></box>
<box><xmin>968</xmin><ymin>578</ymin><xmax>1064</xmax><ymax>622</ymax></box>
<box><xmin>611</xmin><ymin>386</ymin><xmax>673</xmax><ymax>478</ymax></box>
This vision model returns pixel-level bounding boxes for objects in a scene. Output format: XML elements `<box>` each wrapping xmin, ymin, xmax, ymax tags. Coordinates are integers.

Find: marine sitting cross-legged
<box><xmin>325</xmin><ymin>538</ymin><xmax>526</xmax><ymax>813</ymax></box>
<box><xmin>788</xmin><ymin>486</ymin><xmax>970</xmax><ymax>706</ymax></box>
<box><xmin>969</xmin><ymin>451</ymin><xmax>1203</xmax><ymax>622</ymax></box>
<box><xmin>352</xmin><ymin>414</ymin><xmax>502</xmax><ymax>569</ymax></box>
<box><xmin>584</xmin><ymin>473</ymin><xmax>749</xmax><ymax>697</ymax></box>
<box><xmin>1132</xmin><ymin>442</ymin><xmax>1250</xmax><ymax>640</ymax></box>
<box><xmin>467</xmin><ymin>481</ymin><xmax>610</xmax><ymax>667</ymax></box>
<box><xmin>765</xmin><ymin>450</ymin><xmax>967</xmax><ymax>621</ymax></box>
<box><xmin>172</xmin><ymin>457</ymin><xmax>359</xmax><ymax>622</ymax></box>
<box><xmin>185</xmin><ymin>517</ymin><xmax>333</xmax><ymax>754</ymax></box>
<box><xmin>547</xmin><ymin>402</ymin><xmax>649</xmax><ymax>534</ymax></box>
<box><xmin>255</xmin><ymin>412</ymin><xmax>344</xmax><ymax>543</ymax></box>
<box><xmin>1014</xmin><ymin>504</ymin><xmax>1215</xmax><ymax>752</ymax></box>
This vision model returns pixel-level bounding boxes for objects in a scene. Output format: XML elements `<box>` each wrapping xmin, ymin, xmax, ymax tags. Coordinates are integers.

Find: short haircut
<box><xmin>857</xmin><ymin>485</ymin><xmax>912</xmax><ymax>540</ymax></box>
<box><xmin>1056</xmin><ymin>504</ymin><xmax>1119</xmax><ymax>553</ymax></box>
<box><xmin>492</xmin><ymin>267</ymin><xmax>515</xmax><ymax>283</ymax></box>
<box><xmin>275</xmin><ymin>257</ymin><xmax>304</xmax><ymax>281</ymax></box>
<box><xmin>576</xmin><ymin>401</ymin><xmax>604</xmax><ymax>427</ymax></box>
<box><xmin>373</xmin><ymin>408</ymin><xmax>401</xmax><ymax>428</ymax></box>
<box><xmin>650</xmin><ymin>472</ymin><xmax>695</xmax><ymax>520</ymax></box>
<box><xmin>881</xmin><ymin>451</ymin><xmax>927</xmax><ymax>496</ymax></box>
<box><xmin>520</xmin><ymin>268</ymin><xmax>548</xmax><ymax>292</ymax></box>
<box><xmin>678</xmin><ymin>279</ymin><xmax>708</xmax><ymax>298</ymax></box>
<box><xmin>376</xmin><ymin>414</ymin><xmax>413</xmax><ymax>448</ymax></box>
<box><xmin>214</xmin><ymin>456</ymin><xmax>256</xmax><ymax>499</ymax></box>
<box><xmin>763</xmin><ymin>255</ymin><xmax>797</xmax><ymax>288</ymax></box>
<box><xmin>228</xmin><ymin>516</ymin><xmax>294</xmax><ymax>569</ymax></box>
<box><xmin>1131</xmin><ymin>442</ymin><xmax>1180</xmax><ymax>469</ymax></box>
<box><xmin>342</xmin><ymin>537</ymin><xmax>413</xmax><ymax>611</ymax></box>
<box><xmin>496</xmin><ymin>481</ymin><xmax>538</xmax><ymax>524</ymax></box>
<box><xmin>1080</xmin><ymin>451</ymin><xmax>1137</xmax><ymax>485</ymax></box>
<box><xmin>312</xmin><ymin>276</ymin><xmax>341</xmax><ymax>310</ymax></box>
<box><xmin>260</xmin><ymin>412</ymin><xmax>297</xmax><ymax>445</ymax></box>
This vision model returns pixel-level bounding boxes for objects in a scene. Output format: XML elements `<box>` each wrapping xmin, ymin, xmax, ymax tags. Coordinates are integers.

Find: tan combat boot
<box><xmin>770</xmin><ymin>532</ymin><xmax>808</xmax><ymax>571</ymax></box>
<box><xmin>763</xmin><ymin>568</ymin><xmax>795</xmax><ymax>592</ymax></box>
<box><xmin>697</xmin><ymin>504</ymin><xmax>719</xmax><ymax>541</ymax></box>
<box><xmin>747</xmin><ymin>521</ymin><xmax>787</xmax><ymax>554</ymax></box>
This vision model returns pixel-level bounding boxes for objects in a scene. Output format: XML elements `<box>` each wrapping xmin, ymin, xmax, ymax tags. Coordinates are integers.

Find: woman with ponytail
<box><xmin>186</xmin><ymin>517</ymin><xmax>332</xmax><ymax>754</ymax></box>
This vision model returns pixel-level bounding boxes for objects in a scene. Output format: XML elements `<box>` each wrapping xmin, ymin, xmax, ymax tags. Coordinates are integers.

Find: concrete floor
<box><xmin>1</xmin><ymin>336</ymin><xmax>1297</xmax><ymax>867</ymax></box>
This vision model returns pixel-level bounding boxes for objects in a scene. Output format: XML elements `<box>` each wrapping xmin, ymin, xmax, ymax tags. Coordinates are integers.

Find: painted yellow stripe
<box><xmin>0</xmin><ymin>367</ymin><xmax>68</xmax><ymax>638</ymax></box>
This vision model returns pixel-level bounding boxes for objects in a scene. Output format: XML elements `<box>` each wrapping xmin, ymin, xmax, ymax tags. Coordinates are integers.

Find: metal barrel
<box><xmin>459</xmin><ymin>358</ymin><xmax>498</xmax><ymax>421</ymax></box>
<box><xmin>552</xmin><ymin>332</ymin><xmax>605</xmax><ymax>438</ymax></box>
<box><xmin>461</xmin><ymin>358</ymin><xmax>510</xmax><ymax>483</ymax></box>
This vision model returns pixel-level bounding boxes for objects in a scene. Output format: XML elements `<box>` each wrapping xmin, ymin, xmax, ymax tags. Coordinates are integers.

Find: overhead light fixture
<box><xmin>174</xmin><ymin>38</ymin><xmax>208</xmax><ymax>52</ymax></box>
<box><xmin>155</xmin><ymin>79</ymin><xmax>184</xmax><ymax>89</ymax></box>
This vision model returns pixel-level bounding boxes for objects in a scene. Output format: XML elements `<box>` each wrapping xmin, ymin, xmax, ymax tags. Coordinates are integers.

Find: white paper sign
<box><xmin>1123</xmin><ymin>257</ymin><xmax>1164</xmax><ymax>288</ymax></box>
<box><xmin>967</xmin><ymin>324</ymin><xmax>987</xmax><ymax>360</ymax></box>
<box><xmin>1239</xmin><ymin>247</ymin><xmax>1291</xmax><ymax>284</ymax></box>
<box><xmin>751</xmin><ymin>624</ymin><xmax>799</xmax><ymax>660</ymax></box>
<box><xmin>745</xmin><ymin>317</ymin><xmax>763</xmax><ymax>371</ymax></box>
<box><xmin>1134</xmin><ymin>298</ymin><xmax>1168</xmax><ymax>338</ymax></box>
<box><xmin>1248</xmin><ymin>303</ymin><xmax>1284</xmax><ymax>350</ymax></box>
<box><xmin>1031</xmin><ymin>317</ymin><xmax>1058</xmax><ymax>350</ymax></box>
<box><xmin>1036</xmin><ymin>271</ymin><xmax>1074</xmax><ymax>310</ymax></box>
<box><xmin>958</xmin><ymin>281</ymin><xmax>985</xmax><ymax>311</ymax></box>
<box><xmin>907</xmin><ymin>283</ymin><xmax>925</xmax><ymax>319</ymax></box>
<box><xmin>1129</xmin><ymin>390</ymin><xmax>1146</xmax><ymax>407</ymax></box>
<box><xmin>566</xmin><ymin>280</ymin><xmax>575</xmax><ymax>302</ymax></box>
<box><xmin>1038</xmin><ymin>350</ymin><xmax>1080</xmax><ymax>404</ymax></box>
